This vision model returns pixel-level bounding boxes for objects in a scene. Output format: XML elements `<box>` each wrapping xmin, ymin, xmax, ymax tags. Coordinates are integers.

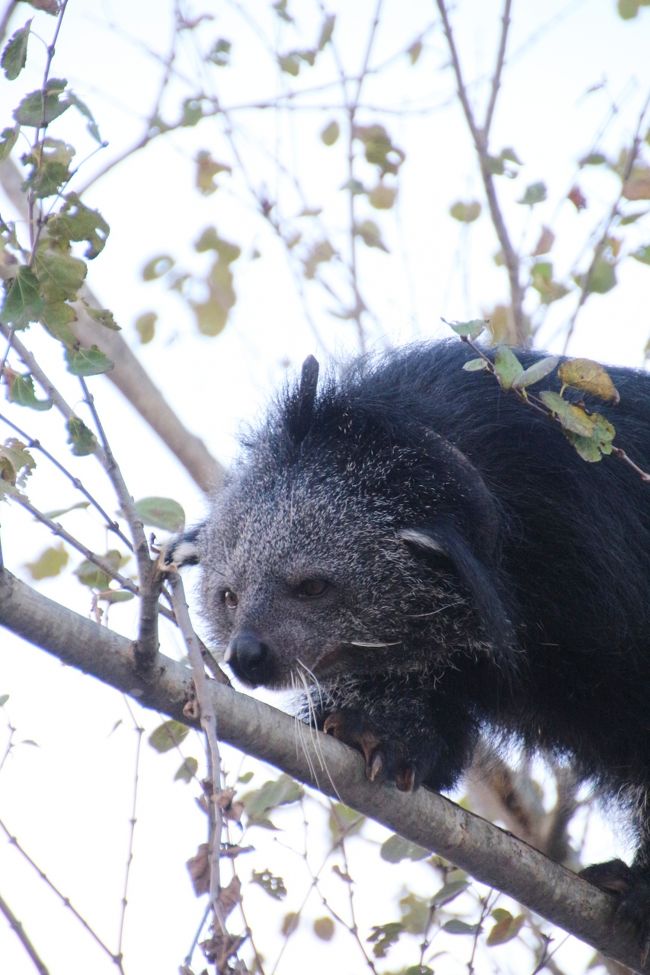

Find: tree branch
<box><xmin>435</xmin><ymin>0</ymin><xmax>526</xmax><ymax>343</ymax></box>
<box><xmin>0</xmin><ymin>567</ymin><xmax>647</xmax><ymax>973</ymax></box>
<box><xmin>0</xmin><ymin>158</ymin><xmax>223</xmax><ymax>495</ymax></box>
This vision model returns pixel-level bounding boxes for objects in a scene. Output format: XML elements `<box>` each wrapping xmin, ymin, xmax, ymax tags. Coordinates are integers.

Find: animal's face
<box><xmin>197</xmin><ymin>462</ymin><xmax>473</xmax><ymax>691</ymax></box>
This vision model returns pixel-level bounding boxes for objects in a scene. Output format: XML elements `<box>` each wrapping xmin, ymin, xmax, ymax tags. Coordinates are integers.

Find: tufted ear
<box><xmin>163</xmin><ymin>523</ymin><xmax>204</xmax><ymax>567</ymax></box>
<box><xmin>286</xmin><ymin>355</ymin><xmax>320</xmax><ymax>446</ymax></box>
<box><xmin>399</xmin><ymin>523</ymin><xmax>516</xmax><ymax>669</ymax></box>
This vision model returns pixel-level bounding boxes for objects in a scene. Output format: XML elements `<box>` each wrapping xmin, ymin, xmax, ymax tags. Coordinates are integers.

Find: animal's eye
<box><xmin>294</xmin><ymin>578</ymin><xmax>329</xmax><ymax>598</ymax></box>
<box><xmin>222</xmin><ymin>589</ymin><xmax>238</xmax><ymax>609</ymax></box>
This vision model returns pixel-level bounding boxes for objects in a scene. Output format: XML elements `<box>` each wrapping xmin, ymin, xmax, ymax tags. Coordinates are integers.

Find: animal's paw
<box><xmin>581</xmin><ymin>858</ymin><xmax>650</xmax><ymax>956</ymax></box>
<box><xmin>322</xmin><ymin>709</ymin><xmax>421</xmax><ymax>792</ymax></box>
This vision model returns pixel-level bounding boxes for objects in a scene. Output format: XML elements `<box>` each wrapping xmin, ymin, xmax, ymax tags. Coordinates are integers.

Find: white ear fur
<box><xmin>163</xmin><ymin>535</ymin><xmax>201</xmax><ymax>567</ymax></box>
<box><xmin>398</xmin><ymin>528</ymin><xmax>446</xmax><ymax>555</ymax></box>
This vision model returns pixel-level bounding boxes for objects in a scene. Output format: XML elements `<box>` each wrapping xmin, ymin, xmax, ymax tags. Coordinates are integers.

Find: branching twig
<box><xmin>0</xmin><ymin>409</ymin><xmax>134</xmax><ymax>552</ymax></box>
<box><xmin>167</xmin><ymin>570</ymin><xmax>227</xmax><ymax>939</ymax></box>
<box><xmin>435</xmin><ymin>0</ymin><xmax>526</xmax><ymax>343</ymax></box>
<box><xmin>0</xmin><ymin>815</ymin><xmax>124</xmax><ymax>971</ymax></box>
<box><xmin>562</xmin><ymin>92</ymin><xmax>650</xmax><ymax>353</ymax></box>
<box><xmin>78</xmin><ymin>378</ymin><xmax>160</xmax><ymax>669</ymax></box>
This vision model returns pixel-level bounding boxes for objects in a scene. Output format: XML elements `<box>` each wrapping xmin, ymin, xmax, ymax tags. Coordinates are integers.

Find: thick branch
<box><xmin>0</xmin><ymin>567</ymin><xmax>646</xmax><ymax>973</ymax></box>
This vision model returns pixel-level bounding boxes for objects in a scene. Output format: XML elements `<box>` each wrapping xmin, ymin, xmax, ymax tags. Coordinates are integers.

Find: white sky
<box><xmin>0</xmin><ymin>1</ymin><xmax>649</xmax><ymax>972</ymax></box>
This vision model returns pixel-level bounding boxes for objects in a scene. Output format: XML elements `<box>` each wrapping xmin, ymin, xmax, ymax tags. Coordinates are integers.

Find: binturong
<box><xmin>167</xmin><ymin>341</ymin><xmax>650</xmax><ymax>927</ymax></box>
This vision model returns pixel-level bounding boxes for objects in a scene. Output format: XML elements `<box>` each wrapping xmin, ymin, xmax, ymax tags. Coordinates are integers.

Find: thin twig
<box><xmin>11</xmin><ymin>492</ymin><xmax>175</xmax><ymax>620</ymax></box>
<box><xmin>562</xmin><ymin>92</ymin><xmax>650</xmax><ymax>353</ymax></box>
<box><xmin>435</xmin><ymin>0</ymin><xmax>526</xmax><ymax>342</ymax></box>
<box><xmin>0</xmin><ymin>816</ymin><xmax>124</xmax><ymax>971</ymax></box>
<box><xmin>117</xmin><ymin>700</ymin><xmax>143</xmax><ymax>959</ymax></box>
<box><xmin>0</xmin><ymin>324</ymin><xmax>108</xmax><ymax>467</ymax></box>
<box><xmin>78</xmin><ymin>377</ymin><xmax>159</xmax><ymax>668</ymax></box>
<box><xmin>0</xmin><ymin>890</ymin><xmax>50</xmax><ymax>975</ymax></box>
<box><xmin>167</xmin><ymin>571</ymin><xmax>227</xmax><ymax>934</ymax></box>
<box><xmin>0</xmin><ymin>410</ymin><xmax>134</xmax><ymax>552</ymax></box>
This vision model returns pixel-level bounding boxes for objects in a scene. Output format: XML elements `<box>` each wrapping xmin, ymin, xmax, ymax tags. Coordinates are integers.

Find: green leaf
<box><xmin>21</xmin><ymin>137</ymin><xmax>74</xmax><ymax>198</ymax></box>
<box><xmin>174</xmin><ymin>756</ymin><xmax>198</xmax><ymax>782</ymax></box>
<box><xmin>354</xmin><ymin>122</ymin><xmax>405</xmax><ymax>176</ymax></box>
<box><xmin>0</xmin><ymin>438</ymin><xmax>35</xmax><ymax>496</ymax></box>
<box><xmin>317</xmin><ymin>13</ymin><xmax>335</xmax><ymax>49</ymax></box>
<box><xmin>252</xmin><ymin>868</ymin><xmax>287</xmax><ymax>900</ymax></box>
<box><xmin>66</xmin><ymin>91</ymin><xmax>103</xmax><ymax>144</ymax></box>
<box><xmin>328</xmin><ymin>802</ymin><xmax>365</xmax><ymax>842</ymax></box>
<box><xmin>539</xmin><ymin>391</ymin><xmax>595</xmax><ymax>437</ymax></box>
<box><xmin>43</xmin><ymin>500</ymin><xmax>90</xmax><ymax>519</ymax></box>
<box><xmin>321</xmin><ymin>120</ymin><xmax>340</xmax><ymax>146</ymax></box>
<box><xmin>313</xmin><ymin>916</ymin><xmax>335</xmax><ymax>941</ymax></box>
<box><xmin>47</xmin><ymin>194</ymin><xmax>109</xmax><ymax>258</ymax></box>
<box><xmin>450</xmin><ymin>200</ymin><xmax>481</xmax><ymax>223</ymax></box>
<box><xmin>512</xmin><ymin>356</ymin><xmax>559</xmax><ymax>390</ymax></box>
<box><xmin>34</xmin><ymin>247</ymin><xmax>86</xmax><ymax>303</ymax></box>
<box><xmin>579</xmin><ymin>258</ymin><xmax>616</xmax><ymax>295</ymax></box>
<box><xmin>135</xmin><ymin>311</ymin><xmax>157</xmax><ymax>343</ymax></box>
<box><xmin>41</xmin><ymin>300</ymin><xmax>76</xmax><ymax>345</ymax></box>
<box><xmin>142</xmin><ymin>255</ymin><xmax>174</xmax><ymax>281</ymax></box>
<box><xmin>558</xmin><ymin>359</ymin><xmax>620</xmax><ymax>402</ymax></box>
<box><xmin>7</xmin><ymin>372</ymin><xmax>52</xmax><ymax>410</ymax></box>
<box><xmin>74</xmin><ymin>550</ymin><xmax>126</xmax><ymax>589</ymax></box>
<box><xmin>14</xmin><ymin>78</ymin><xmax>70</xmax><ymax>127</ymax></box>
<box><xmin>618</xmin><ymin>0</ymin><xmax>639</xmax><ymax>17</ymax></box>
<box><xmin>65</xmin><ymin>345</ymin><xmax>113</xmax><ymax>376</ymax></box>
<box><xmin>98</xmin><ymin>589</ymin><xmax>134</xmax><ymax>604</ymax></box>
<box><xmin>446</xmin><ymin>318</ymin><xmax>486</xmax><ymax>340</ymax></box>
<box><xmin>430</xmin><ymin>878</ymin><xmax>470</xmax><ymax>907</ymax></box>
<box><xmin>579</xmin><ymin>152</ymin><xmax>608</xmax><ymax>166</ymax></box>
<box><xmin>278</xmin><ymin>53</ymin><xmax>300</xmax><ymax>76</ymax></box>
<box><xmin>0</xmin><ymin>694</ymin><xmax>8</xmax><ymax>707</ymax></box>
<box><xmin>134</xmin><ymin>496</ymin><xmax>185</xmax><ymax>532</ymax></box>
<box><xmin>0</xmin><ymin>125</ymin><xmax>19</xmax><ymax>160</ymax></box>
<box><xmin>443</xmin><ymin>919</ymin><xmax>481</xmax><ymax>935</ymax></box>
<box><xmin>530</xmin><ymin>261</ymin><xmax>569</xmax><ymax>304</ymax></box>
<box><xmin>487</xmin><ymin>912</ymin><xmax>526</xmax><ymax>945</ymax></box>
<box><xmin>2</xmin><ymin>266</ymin><xmax>44</xmax><ymax>328</ymax></box>
<box><xmin>462</xmin><ymin>357</ymin><xmax>488</xmax><ymax>372</ymax></box>
<box><xmin>632</xmin><ymin>244</ymin><xmax>650</xmax><ymax>265</ymax></box>
<box><xmin>368</xmin><ymin>921</ymin><xmax>403</xmax><ymax>958</ymax></box>
<box><xmin>25</xmin><ymin>543</ymin><xmax>68</xmax><ymax>580</ymax></box>
<box><xmin>66</xmin><ymin>416</ymin><xmax>98</xmax><ymax>456</ymax></box>
<box><xmin>380</xmin><ymin>833</ymin><xmax>429</xmax><ymax>863</ymax></box>
<box><xmin>242</xmin><ymin>774</ymin><xmax>303</xmax><ymax>824</ymax></box>
<box><xmin>83</xmin><ymin>304</ymin><xmax>119</xmax><ymax>330</ymax></box>
<box><xmin>493</xmin><ymin>345</ymin><xmax>523</xmax><ymax>390</ymax></box>
<box><xmin>518</xmin><ymin>181</ymin><xmax>547</xmax><ymax>206</ymax></box>
<box><xmin>148</xmin><ymin>719</ymin><xmax>190</xmax><ymax>753</ymax></box>
<box><xmin>368</xmin><ymin>183</ymin><xmax>397</xmax><ymax>210</ymax></box>
<box><xmin>407</xmin><ymin>40</ymin><xmax>423</xmax><ymax>64</ymax></box>
<box><xmin>2</xmin><ymin>20</ymin><xmax>31</xmax><ymax>80</ymax></box>
<box><xmin>355</xmin><ymin>219</ymin><xmax>388</xmax><ymax>251</ymax></box>
<box><xmin>399</xmin><ymin>892</ymin><xmax>430</xmax><ymax>933</ymax></box>
<box><xmin>207</xmin><ymin>38</ymin><xmax>231</xmax><ymax>67</ymax></box>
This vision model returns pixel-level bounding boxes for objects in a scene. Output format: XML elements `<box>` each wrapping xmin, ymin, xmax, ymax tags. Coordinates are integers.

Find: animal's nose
<box><xmin>226</xmin><ymin>630</ymin><xmax>274</xmax><ymax>686</ymax></box>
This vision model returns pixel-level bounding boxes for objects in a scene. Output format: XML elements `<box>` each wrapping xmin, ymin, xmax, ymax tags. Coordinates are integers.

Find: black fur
<box><xmin>177</xmin><ymin>341</ymin><xmax>650</xmax><ymax>926</ymax></box>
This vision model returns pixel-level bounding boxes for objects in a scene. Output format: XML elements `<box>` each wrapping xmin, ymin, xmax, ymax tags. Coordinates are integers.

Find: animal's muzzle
<box><xmin>226</xmin><ymin>630</ymin><xmax>276</xmax><ymax>687</ymax></box>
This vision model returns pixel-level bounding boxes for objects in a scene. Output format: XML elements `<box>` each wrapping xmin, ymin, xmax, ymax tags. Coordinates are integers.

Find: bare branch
<box><xmin>435</xmin><ymin>0</ymin><xmax>526</xmax><ymax>343</ymax></box>
<box><xmin>1</xmin><ymin>566</ymin><xmax>649</xmax><ymax>974</ymax></box>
